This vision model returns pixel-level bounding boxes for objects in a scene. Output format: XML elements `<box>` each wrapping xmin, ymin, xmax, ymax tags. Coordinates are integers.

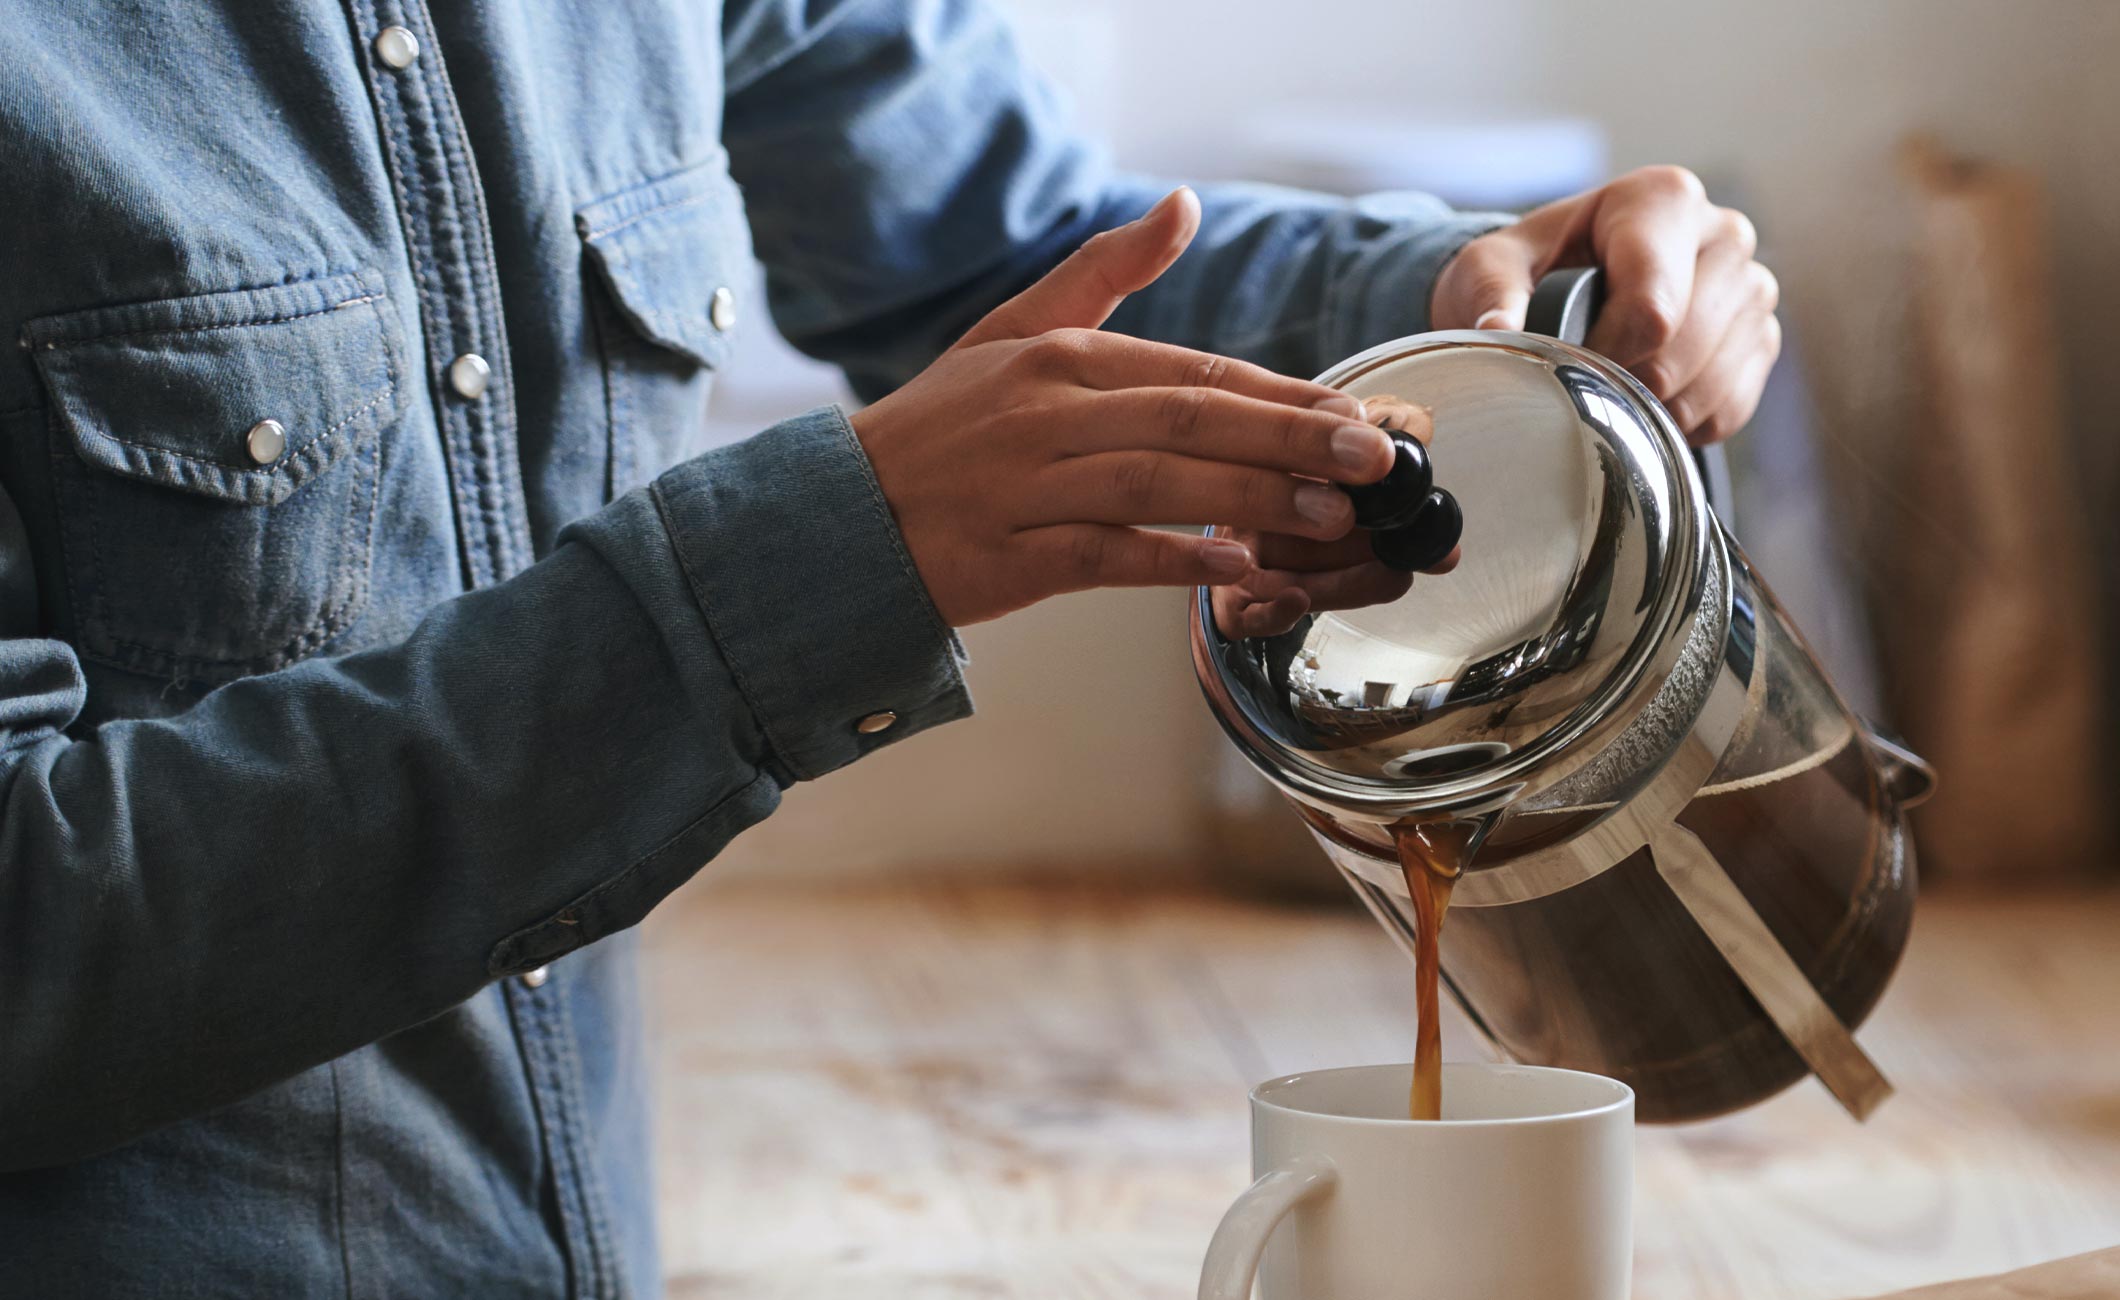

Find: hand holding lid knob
<box><xmin>1338</xmin><ymin>421</ymin><xmax>1463</xmax><ymax>573</ymax></box>
<box><xmin>1343</xmin><ymin>430</ymin><xmax>1434</xmax><ymax>530</ymax></box>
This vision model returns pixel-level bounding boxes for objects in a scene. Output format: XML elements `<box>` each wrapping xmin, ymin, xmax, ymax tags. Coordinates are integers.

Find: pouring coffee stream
<box><xmin>1195</xmin><ymin>267</ymin><xmax>1932</xmax><ymax>1124</ymax></box>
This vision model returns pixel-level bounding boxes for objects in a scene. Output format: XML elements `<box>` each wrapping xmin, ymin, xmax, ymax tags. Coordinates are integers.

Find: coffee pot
<box><xmin>1191</xmin><ymin>269</ymin><xmax>1934</xmax><ymax>1122</ymax></box>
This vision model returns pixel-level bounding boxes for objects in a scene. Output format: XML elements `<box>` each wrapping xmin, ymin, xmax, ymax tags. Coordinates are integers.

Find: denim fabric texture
<box><xmin>0</xmin><ymin>0</ymin><xmax>1499</xmax><ymax>1293</ymax></box>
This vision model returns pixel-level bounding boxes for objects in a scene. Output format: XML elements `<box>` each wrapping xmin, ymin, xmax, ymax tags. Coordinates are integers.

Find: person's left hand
<box><xmin>1430</xmin><ymin>165</ymin><xmax>1781</xmax><ymax>446</ymax></box>
<box><xmin>1209</xmin><ymin>398</ymin><xmax>1454</xmax><ymax>638</ymax></box>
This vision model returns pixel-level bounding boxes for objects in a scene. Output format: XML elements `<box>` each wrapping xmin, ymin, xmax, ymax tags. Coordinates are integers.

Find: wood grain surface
<box><xmin>641</xmin><ymin>883</ymin><xmax>2120</xmax><ymax>1298</ymax></box>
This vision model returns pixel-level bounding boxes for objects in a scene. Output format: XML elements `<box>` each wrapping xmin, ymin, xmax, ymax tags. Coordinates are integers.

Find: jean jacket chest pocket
<box><xmin>25</xmin><ymin>270</ymin><xmax>404</xmax><ymax>684</ymax></box>
<box><xmin>578</xmin><ymin>154</ymin><xmax>754</xmax><ymax>497</ymax></box>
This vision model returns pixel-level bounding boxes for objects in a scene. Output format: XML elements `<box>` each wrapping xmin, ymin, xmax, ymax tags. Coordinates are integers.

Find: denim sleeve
<box><xmin>721</xmin><ymin>0</ymin><xmax>1509</xmax><ymax>395</ymax></box>
<box><xmin>0</xmin><ymin>406</ymin><xmax>968</xmax><ymax>1170</ymax></box>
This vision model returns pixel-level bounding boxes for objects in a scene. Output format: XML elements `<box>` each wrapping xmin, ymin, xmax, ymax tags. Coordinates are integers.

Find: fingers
<box><xmin>1021</xmin><ymin>524</ymin><xmax>1256</xmax><ymax>596</ymax></box>
<box><xmin>1586</xmin><ymin>166</ymin><xmax>1714</xmax><ymax>365</ymax></box>
<box><xmin>955</xmin><ymin>188</ymin><xmax>1201</xmax><ymax>349</ymax></box>
<box><xmin>1212</xmin><ymin>558</ymin><xmax>1418</xmax><ymax>637</ymax></box>
<box><xmin>1666</xmin><ymin>308</ymin><xmax>1782</xmax><ymax>444</ymax></box>
<box><xmin>1213</xmin><ymin>584</ymin><xmax>1312</xmax><ymax>639</ymax></box>
<box><xmin>1632</xmin><ymin>226</ymin><xmax>1775</xmax><ymax>404</ymax></box>
<box><xmin>1253</xmin><ymin>529</ymin><xmax>1456</xmax><ymax>577</ymax></box>
<box><xmin>1245</xmin><ymin>561</ymin><xmax>1416</xmax><ymax>611</ymax></box>
<box><xmin>1362</xmin><ymin>396</ymin><xmax>1434</xmax><ymax>445</ymax></box>
<box><xmin>1430</xmin><ymin>227</ymin><xmax>1543</xmax><ymax>332</ymax></box>
<box><xmin>1065</xmin><ymin>388</ymin><xmax>1393</xmax><ymax>484</ymax></box>
<box><xmin>1254</xmin><ymin>531</ymin><xmax>1376</xmax><ymax>571</ymax></box>
<box><xmin>1036</xmin><ymin>452</ymin><xmax>1358</xmax><ymax>539</ymax></box>
<box><xmin>1041</xmin><ymin>331</ymin><xmax>1353</xmax><ymax>411</ymax></box>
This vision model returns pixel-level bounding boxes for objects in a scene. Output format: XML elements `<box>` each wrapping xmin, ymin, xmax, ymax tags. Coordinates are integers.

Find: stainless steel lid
<box><xmin>1191</xmin><ymin>329</ymin><xmax>1717</xmax><ymax>820</ymax></box>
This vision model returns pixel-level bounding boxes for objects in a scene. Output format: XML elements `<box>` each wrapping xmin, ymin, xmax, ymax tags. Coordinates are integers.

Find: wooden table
<box><xmin>641</xmin><ymin>882</ymin><xmax>2120</xmax><ymax>1298</ymax></box>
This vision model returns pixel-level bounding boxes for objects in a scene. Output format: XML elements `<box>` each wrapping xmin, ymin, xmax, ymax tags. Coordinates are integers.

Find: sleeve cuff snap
<box><xmin>650</xmin><ymin>405</ymin><xmax>972</xmax><ymax>782</ymax></box>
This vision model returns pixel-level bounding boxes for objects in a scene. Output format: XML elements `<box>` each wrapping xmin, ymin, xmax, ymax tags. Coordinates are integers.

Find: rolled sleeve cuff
<box><xmin>1321</xmin><ymin>204</ymin><xmax>1514</xmax><ymax>365</ymax></box>
<box><xmin>650</xmin><ymin>405</ymin><xmax>971</xmax><ymax>782</ymax></box>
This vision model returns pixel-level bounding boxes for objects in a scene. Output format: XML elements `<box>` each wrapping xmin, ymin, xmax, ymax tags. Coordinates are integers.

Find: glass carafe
<box><xmin>1190</xmin><ymin>270</ymin><xmax>1932</xmax><ymax>1122</ymax></box>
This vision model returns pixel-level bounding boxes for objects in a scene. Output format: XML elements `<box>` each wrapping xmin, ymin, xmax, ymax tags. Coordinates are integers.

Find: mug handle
<box><xmin>1197</xmin><ymin>1154</ymin><xmax>1338</xmax><ymax>1300</ymax></box>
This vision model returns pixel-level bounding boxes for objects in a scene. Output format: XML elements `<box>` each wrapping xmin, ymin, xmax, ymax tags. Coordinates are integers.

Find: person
<box><xmin>0</xmin><ymin>0</ymin><xmax>1778</xmax><ymax>1292</ymax></box>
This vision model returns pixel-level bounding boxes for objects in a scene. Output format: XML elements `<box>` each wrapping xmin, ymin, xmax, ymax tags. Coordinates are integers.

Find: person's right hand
<box><xmin>850</xmin><ymin>188</ymin><xmax>1404</xmax><ymax>629</ymax></box>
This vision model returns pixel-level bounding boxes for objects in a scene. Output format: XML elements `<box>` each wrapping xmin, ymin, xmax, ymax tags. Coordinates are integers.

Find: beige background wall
<box><xmin>706</xmin><ymin>0</ymin><xmax>2120</xmax><ymax>881</ymax></box>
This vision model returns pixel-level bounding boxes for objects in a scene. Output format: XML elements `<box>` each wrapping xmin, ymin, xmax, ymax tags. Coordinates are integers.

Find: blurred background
<box><xmin>697</xmin><ymin>0</ymin><xmax>2120</xmax><ymax>889</ymax></box>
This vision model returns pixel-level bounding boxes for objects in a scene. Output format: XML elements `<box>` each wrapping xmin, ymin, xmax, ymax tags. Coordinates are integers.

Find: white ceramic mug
<box><xmin>1199</xmin><ymin>1062</ymin><xmax>1634</xmax><ymax>1300</ymax></box>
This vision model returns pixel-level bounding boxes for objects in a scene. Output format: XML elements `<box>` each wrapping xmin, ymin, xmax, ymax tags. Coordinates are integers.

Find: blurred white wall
<box><xmin>1005</xmin><ymin>0</ymin><xmax>2120</xmax><ymax>516</ymax></box>
<box><xmin>705</xmin><ymin>0</ymin><xmax>2120</xmax><ymax>881</ymax></box>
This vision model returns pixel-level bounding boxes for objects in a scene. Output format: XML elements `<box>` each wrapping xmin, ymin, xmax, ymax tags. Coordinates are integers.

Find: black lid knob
<box><xmin>1370</xmin><ymin>489</ymin><xmax>1463</xmax><ymax>573</ymax></box>
<box><xmin>1342</xmin><ymin>432</ymin><xmax>1432</xmax><ymax>531</ymax></box>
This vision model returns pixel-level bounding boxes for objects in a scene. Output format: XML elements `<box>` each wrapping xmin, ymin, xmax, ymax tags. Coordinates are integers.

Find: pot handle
<box><xmin>1862</xmin><ymin>721</ymin><xmax>1938</xmax><ymax>809</ymax></box>
<box><xmin>1197</xmin><ymin>1154</ymin><xmax>1338</xmax><ymax>1300</ymax></box>
<box><xmin>1523</xmin><ymin>266</ymin><xmax>1736</xmax><ymax>526</ymax></box>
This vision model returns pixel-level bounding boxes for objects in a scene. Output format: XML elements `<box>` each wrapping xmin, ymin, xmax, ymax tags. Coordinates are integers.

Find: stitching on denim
<box><xmin>419</xmin><ymin>8</ymin><xmax>531</xmax><ymax>579</ymax></box>
<box><xmin>587</xmin><ymin>264</ymin><xmax>626</xmax><ymax>502</ymax></box>
<box><xmin>36</xmin><ymin>293</ymin><xmax>382</xmax><ymax>351</ymax></box>
<box><xmin>553</xmin><ymin>1003</ymin><xmax>607</xmax><ymax>1294</ymax></box>
<box><xmin>320</xmin><ymin>320</ymin><xmax>397</xmax><ymax>651</ymax></box>
<box><xmin>548</xmin><ymin>987</ymin><xmax>623</xmax><ymax>1295</ymax></box>
<box><xmin>352</xmin><ymin>0</ymin><xmax>491</xmax><ymax>592</ymax></box>
<box><xmin>59</xmin><ymin>343</ymin><xmax>387</xmax><ymax>681</ymax></box>
<box><xmin>328</xmin><ymin>1060</ymin><xmax>357</xmax><ymax>1300</ymax></box>
<box><xmin>611</xmin><ymin>294</ymin><xmax>635</xmax><ymax>499</ymax></box>
<box><xmin>77</xmin><ymin>368</ymin><xmax>394</xmax><ymax>476</ymax></box>
<box><xmin>71</xmin><ymin>434</ymin><xmax>384</xmax><ymax>679</ymax></box>
<box><xmin>397</xmin><ymin>72</ymin><xmax>496</xmax><ymax>585</ymax></box>
<box><xmin>581</xmin><ymin>189</ymin><xmax>716</xmax><ymax>243</ymax></box>
<box><xmin>490</xmin><ymin>770</ymin><xmax>774</xmax><ymax>974</ymax></box>
<box><xmin>576</xmin><ymin>153</ymin><xmax>732</xmax><ymax>244</ymax></box>
<box><xmin>589</xmin><ymin>236</ymin><xmax>694</xmax><ymax>363</ymax></box>
<box><xmin>404</xmin><ymin>0</ymin><xmax>522</xmax><ymax>583</ymax></box>
<box><xmin>517</xmin><ymin>992</ymin><xmax>599</xmax><ymax>1297</ymax></box>
<box><xmin>650</xmin><ymin>482</ymin><xmax>805</xmax><ymax>779</ymax></box>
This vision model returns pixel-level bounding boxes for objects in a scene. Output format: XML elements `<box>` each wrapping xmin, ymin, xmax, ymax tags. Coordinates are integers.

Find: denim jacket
<box><xmin>0</xmin><ymin>0</ymin><xmax>1495</xmax><ymax>1293</ymax></box>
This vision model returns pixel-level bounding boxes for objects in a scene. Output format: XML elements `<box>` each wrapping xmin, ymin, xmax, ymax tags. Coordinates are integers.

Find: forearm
<box><xmin>0</xmin><ymin>407</ymin><xmax>967</xmax><ymax>1170</ymax></box>
<box><xmin>1100</xmin><ymin>179</ymin><xmax>1511</xmax><ymax>377</ymax></box>
<box><xmin>726</xmin><ymin>0</ymin><xmax>1506</xmax><ymax>397</ymax></box>
<box><xmin>766</xmin><ymin>166</ymin><xmax>1504</xmax><ymax>397</ymax></box>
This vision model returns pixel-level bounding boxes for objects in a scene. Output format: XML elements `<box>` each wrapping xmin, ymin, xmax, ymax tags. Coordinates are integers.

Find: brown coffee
<box><xmin>1393</xmin><ymin>821</ymin><xmax>1475</xmax><ymax>1121</ymax></box>
<box><xmin>1297</xmin><ymin>728</ymin><xmax>1909</xmax><ymax>1122</ymax></box>
<box><xmin>1439</xmin><ymin>736</ymin><xmax>1911</xmax><ymax>1121</ymax></box>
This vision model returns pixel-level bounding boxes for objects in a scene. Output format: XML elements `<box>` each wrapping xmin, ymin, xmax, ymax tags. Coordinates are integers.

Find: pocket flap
<box><xmin>577</xmin><ymin>155</ymin><xmax>752</xmax><ymax>368</ymax></box>
<box><xmin>23</xmin><ymin>270</ymin><xmax>403</xmax><ymax>507</ymax></box>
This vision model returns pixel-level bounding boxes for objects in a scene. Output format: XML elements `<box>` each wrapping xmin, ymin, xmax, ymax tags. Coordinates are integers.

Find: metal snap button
<box><xmin>856</xmin><ymin>710</ymin><xmax>898</xmax><ymax>735</ymax></box>
<box><xmin>448</xmin><ymin>352</ymin><xmax>491</xmax><ymax>399</ymax></box>
<box><xmin>520</xmin><ymin>966</ymin><xmax>550</xmax><ymax>989</ymax></box>
<box><xmin>373</xmin><ymin>26</ymin><xmax>420</xmax><ymax>70</ymax></box>
<box><xmin>245</xmin><ymin>418</ymin><xmax>287</xmax><ymax>465</ymax></box>
<box><xmin>709</xmin><ymin>286</ymin><xmax>737</xmax><ymax>333</ymax></box>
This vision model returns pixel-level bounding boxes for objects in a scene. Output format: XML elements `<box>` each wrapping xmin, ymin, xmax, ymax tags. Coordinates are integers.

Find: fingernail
<box><xmin>1311</xmin><ymin>394</ymin><xmax>1364</xmax><ymax>420</ymax></box>
<box><xmin>1139</xmin><ymin>186</ymin><xmax>1191</xmax><ymax>225</ymax></box>
<box><xmin>1475</xmin><ymin>308</ymin><xmax>1514</xmax><ymax>331</ymax></box>
<box><xmin>1201</xmin><ymin>540</ymin><xmax>1252</xmax><ymax>578</ymax></box>
<box><xmin>1294</xmin><ymin>483</ymin><xmax>1350</xmax><ymax>528</ymax></box>
<box><xmin>1332</xmin><ymin>424</ymin><xmax>1388</xmax><ymax>472</ymax></box>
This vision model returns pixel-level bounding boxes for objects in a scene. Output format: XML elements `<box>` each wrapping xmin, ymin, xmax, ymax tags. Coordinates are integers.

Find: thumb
<box><xmin>1432</xmin><ymin>230</ymin><xmax>1540</xmax><ymax>332</ymax></box>
<box><xmin>955</xmin><ymin>187</ymin><xmax>1201</xmax><ymax>349</ymax></box>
